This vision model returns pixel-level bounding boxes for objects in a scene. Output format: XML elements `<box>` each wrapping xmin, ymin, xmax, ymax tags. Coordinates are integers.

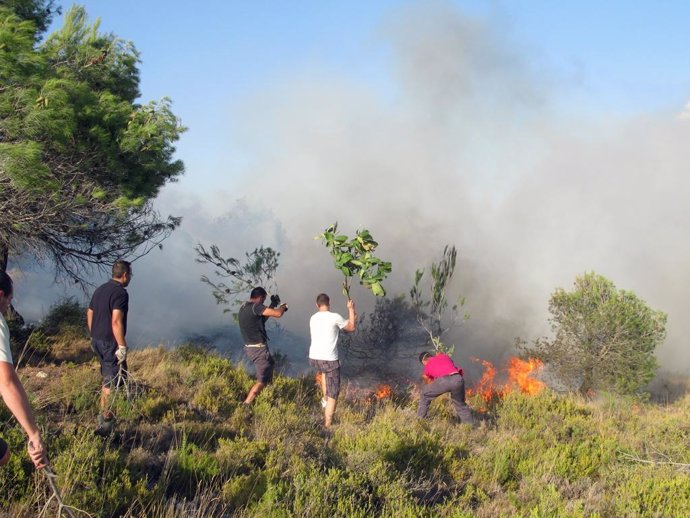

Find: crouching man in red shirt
<box><xmin>418</xmin><ymin>351</ymin><xmax>473</xmax><ymax>425</ymax></box>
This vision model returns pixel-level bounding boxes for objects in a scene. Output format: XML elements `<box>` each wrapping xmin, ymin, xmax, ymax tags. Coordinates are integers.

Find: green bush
<box><xmin>52</xmin><ymin>364</ymin><xmax>101</xmax><ymax>415</ymax></box>
<box><xmin>278</xmin><ymin>466</ymin><xmax>378</xmax><ymax>518</ymax></box>
<box><xmin>497</xmin><ymin>390</ymin><xmax>590</xmax><ymax>434</ymax></box>
<box><xmin>216</xmin><ymin>436</ymin><xmax>269</xmax><ymax>474</ymax></box>
<box><xmin>50</xmin><ymin>430</ymin><xmax>150</xmax><ymax>516</ymax></box>
<box><xmin>610</xmin><ymin>466</ymin><xmax>690</xmax><ymax>518</ymax></box>
<box><xmin>167</xmin><ymin>436</ymin><xmax>221</xmax><ymax>499</ymax></box>
<box><xmin>222</xmin><ymin>472</ymin><xmax>267</xmax><ymax>509</ymax></box>
<box><xmin>0</xmin><ymin>426</ymin><xmax>34</xmax><ymax>505</ymax></box>
<box><xmin>138</xmin><ymin>394</ymin><xmax>175</xmax><ymax>421</ymax></box>
<box><xmin>39</xmin><ymin>297</ymin><xmax>87</xmax><ymax>336</ymax></box>
<box><xmin>192</xmin><ymin>375</ymin><xmax>242</xmax><ymax>416</ymax></box>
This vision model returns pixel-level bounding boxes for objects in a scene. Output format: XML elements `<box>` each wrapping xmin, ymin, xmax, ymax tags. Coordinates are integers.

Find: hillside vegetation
<box><xmin>1</xmin><ymin>333</ymin><xmax>689</xmax><ymax>518</ymax></box>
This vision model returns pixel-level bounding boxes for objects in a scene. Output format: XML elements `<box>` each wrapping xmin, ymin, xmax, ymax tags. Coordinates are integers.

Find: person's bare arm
<box><xmin>343</xmin><ymin>299</ymin><xmax>357</xmax><ymax>332</ymax></box>
<box><xmin>86</xmin><ymin>308</ymin><xmax>93</xmax><ymax>333</ymax></box>
<box><xmin>262</xmin><ymin>305</ymin><xmax>287</xmax><ymax>318</ymax></box>
<box><xmin>112</xmin><ymin>309</ymin><xmax>127</xmax><ymax>348</ymax></box>
<box><xmin>0</xmin><ymin>361</ymin><xmax>47</xmax><ymax>468</ymax></box>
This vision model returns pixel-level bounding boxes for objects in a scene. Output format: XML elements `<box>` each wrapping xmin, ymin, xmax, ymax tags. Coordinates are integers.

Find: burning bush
<box><xmin>467</xmin><ymin>356</ymin><xmax>546</xmax><ymax>412</ymax></box>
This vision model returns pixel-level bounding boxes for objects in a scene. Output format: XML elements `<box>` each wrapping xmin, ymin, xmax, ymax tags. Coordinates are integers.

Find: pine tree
<box><xmin>524</xmin><ymin>272</ymin><xmax>667</xmax><ymax>395</ymax></box>
<box><xmin>0</xmin><ymin>4</ymin><xmax>185</xmax><ymax>282</ymax></box>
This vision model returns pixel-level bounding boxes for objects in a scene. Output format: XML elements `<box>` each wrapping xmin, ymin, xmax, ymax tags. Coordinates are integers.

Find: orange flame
<box><xmin>467</xmin><ymin>356</ymin><xmax>544</xmax><ymax>409</ymax></box>
<box><xmin>507</xmin><ymin>357</ymin><xmax>545</xmax><ymax>395</ymax></box>
<box><xmin>467</xmin><ymin>357</ymin><xmax>503</xmax><ymax>403</ymax></box>
<box><xmin>374</xmin><ymin>384</ymin><xmax>392</xmax><ymax>399</ymax></box>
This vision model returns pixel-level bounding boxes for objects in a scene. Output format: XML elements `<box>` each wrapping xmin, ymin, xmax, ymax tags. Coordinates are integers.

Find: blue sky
<box><xmin>30</xmin><ymin>1</ymin><xmax>690</xmax><ymax>373</ymax></box>
<box><xmin>51</xmin><ymin>1</ymin><xmax>690</xmax><ymax>193</ymax></box>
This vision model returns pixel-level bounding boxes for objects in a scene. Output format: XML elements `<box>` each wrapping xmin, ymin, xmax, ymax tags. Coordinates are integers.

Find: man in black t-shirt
<box><xmin>87</xmin><ymin>260</ymin><xmax>133</xmax><ymax>427</ymax></box>
<box><xmin>238</xmin><ymin>287</ymin><xmax>287</xmax><ymax>404</ymax></box>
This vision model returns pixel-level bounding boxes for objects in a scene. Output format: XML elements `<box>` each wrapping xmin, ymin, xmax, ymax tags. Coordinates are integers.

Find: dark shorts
<box><xmin>0</xmin><ymin>437</ymin><xmax>8</xmax><ymax>464</ymax></box>
<box><xmin>309</xmin><ymin>359</ymin><xmax>341</xmax><ymax>399</ymax></box>
<box><xmin>91</xmin><ymin>339</ymin><xmax>127</xmax><ymax>386</ymax></box>
<box><xmin>244</xmin><ymin>346</ymin><xmax>275</xmax><ymax>384</ymax></box>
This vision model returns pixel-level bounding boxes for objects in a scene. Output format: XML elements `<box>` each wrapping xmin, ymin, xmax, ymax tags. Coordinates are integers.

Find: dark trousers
<box><xmin>418</xmin><ymin>373</ymin><xmax>473</xmax><ymax>424</ymax></box>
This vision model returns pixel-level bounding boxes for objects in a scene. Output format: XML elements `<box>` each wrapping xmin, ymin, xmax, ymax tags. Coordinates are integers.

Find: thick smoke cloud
<box><xmin>13</xmin><ymin>2</ymin><xmax>690</xmax><ymax>377</ymax></box>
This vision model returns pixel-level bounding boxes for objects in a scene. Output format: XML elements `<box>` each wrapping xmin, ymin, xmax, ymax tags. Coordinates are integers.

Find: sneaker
<box><xmin>321</xmin><ymin>397</ymin><xmax>327</xmax><ymax>408</ymax></box>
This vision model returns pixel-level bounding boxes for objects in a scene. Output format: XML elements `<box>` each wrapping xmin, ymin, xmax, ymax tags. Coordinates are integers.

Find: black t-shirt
<box><xmin>238</xmin><ymin>302</ymin><xmax>268</xmax><ymax>344</ymax></box>
<box><xmin>88</xmin><ymin>279</ymin><xmax>129</xmax><ymax>342</ymax></box>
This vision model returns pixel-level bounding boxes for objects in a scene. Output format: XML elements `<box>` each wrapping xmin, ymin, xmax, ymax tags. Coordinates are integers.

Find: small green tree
<box><xmin>317</xmin><ymin>223</ymin><xmax>391</xmax><ymax>299</ymax></box>
<box><xmin>410</xmin><ymin>244</ymin><xmax>468</xmax><ymax>354</ymax></box>
<box><xmin>523</xmin><ymin>271</ymin><xmax>667</xmax><ymax>395</ymax></box>
<box><xmin>194</xmin><ymin>243</ymin><xmax>280</xmax><ymax>317</ymax></box>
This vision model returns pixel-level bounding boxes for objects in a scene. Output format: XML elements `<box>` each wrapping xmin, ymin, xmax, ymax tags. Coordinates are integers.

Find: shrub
<box><xmin>167</xmin><ymin>437</ymin><xmax>221</xmax><ymax>499</ymax></box>
<box><xmin>222</xmin><ymin>472</ymin><xmax>267</xmax><ymax>509</ymax></box>
<box><xmin>609</xmin><ymin>466</ymin><xmax>690</xmax><ymax>518</ymax></box>
<box><xmin>51</xmin><ymin>364</ymin><xmax>101</xmax><ymax>415</ymax></box>
<box><xmin>215</xmin><ymin>436</ymin><xmax>269</xmax><ymax>474</ymax></box>
<box><xmin>50</xmin><ymin>430</ymin><xmax>150</xmax><ymax>516</ymax></box>
<box><xmin>39</xmin><ymin>297</ymin><xmax>87</xmax><ymax>336</ymax></box>
<box><xmin>0</xmin><ymin>426</ymin><xmax>34</xmax><ymax>506</ymax></box>
<box><xmin>192</xmin><ymin>375</ymin><xmax>242</xmax><ymax>416</ymax></box>
<box><xmin>524</xmin><ymin>272</ymin><xmax>666</xmax><ymax>395</ymax></box>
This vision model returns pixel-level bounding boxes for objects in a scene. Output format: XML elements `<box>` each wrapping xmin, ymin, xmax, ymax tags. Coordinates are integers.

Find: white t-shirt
<box><xmin>309</xmin><ymin>310</ymin><xmax>348</xmax><ymax>361</ymax></box>
<box><xmin>0</xmin><ymin>313</ymin><xmax>13</xmax><ymax>364</ymax></box>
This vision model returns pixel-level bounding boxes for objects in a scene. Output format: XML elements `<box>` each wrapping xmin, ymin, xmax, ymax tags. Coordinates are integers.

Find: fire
<box><xmin>467</xmin><ymin>356</ymin><xmax>545</xmax><ymax>407</ymax></box>
<box><xmin>374</xmin><ymin>384</ymin><xmax>392</xmax><ymax>400</ymax></box>
<box><xmin>507</xmin><ymin>357</ymin><xmax>545</xmax><ymax>395</ymax></box>
<box><xmin>467</xmin><ymin>357</ymin><xmax>503</xmax><ymax>403</ymax></box>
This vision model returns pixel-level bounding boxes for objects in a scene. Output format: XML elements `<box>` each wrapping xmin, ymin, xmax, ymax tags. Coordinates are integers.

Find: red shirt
<box><xmin>424</xmin><ymin>353</ymin><xmax>463</xmax><ymax>379</ymax></box>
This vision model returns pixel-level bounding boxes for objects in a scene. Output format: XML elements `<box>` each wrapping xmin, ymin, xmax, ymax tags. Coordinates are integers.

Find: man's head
<box><xmin>0</xmin><ymin>271</ymin><xmax>13</xmax><ymax>314</ymax></box>
<box><xmin>250</xmin><ymin>287</ymin><xmax>267</xmax><ymax>302</ymax></box>
<box><xmin>316</xmin><ymin>293</ymin><xmax>330</xmax><ymax>308</ymax></box>
<box><xmin>419</xmin><ymin>351</ymin><xmax>433</xmax><ymax>365</ymax></box>
<box><xmin>112</xmin><ymin>259</ymin><xmax>133</xmax><ymax>286</ymax></box>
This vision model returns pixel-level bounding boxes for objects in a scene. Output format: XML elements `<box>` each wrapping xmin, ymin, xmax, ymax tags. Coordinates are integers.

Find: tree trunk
<box><xmin>579</xmin><ymin>364</ymin><xmax>594</xmax><ymax>396</ymax></box>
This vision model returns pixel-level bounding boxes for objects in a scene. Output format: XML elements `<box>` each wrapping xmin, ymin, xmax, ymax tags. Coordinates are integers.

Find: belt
<box><xmin>244</xmin><ymin>343</ymin><xmax>266</xmax><ymax>348</ymax></box>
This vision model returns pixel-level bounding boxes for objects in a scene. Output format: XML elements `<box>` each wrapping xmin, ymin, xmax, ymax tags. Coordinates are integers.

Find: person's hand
<box><xmin>347</xmin><ymin>299</ymin><xmax>355</xmax><ymax>311</ymax></box>
<box><xmin>279</xmin><ymin>302</ymin><xmax>288</xmax><ymax>313</ymax></box>
<box><xmin>115</xmin><ymin>345</ymin><xmax>127</xmax><ymax>364</ymax></box>
<box><xmin>28</xmin><ymin>435</ymin><xmax>48</xmax><ymax>469</ymax></box>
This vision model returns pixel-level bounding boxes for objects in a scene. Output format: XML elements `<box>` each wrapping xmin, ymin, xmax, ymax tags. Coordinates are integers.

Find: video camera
<box><xmin>269</xmin><ymin>294</ymin><xmax>288</xmax><ymax>312</ymax></box>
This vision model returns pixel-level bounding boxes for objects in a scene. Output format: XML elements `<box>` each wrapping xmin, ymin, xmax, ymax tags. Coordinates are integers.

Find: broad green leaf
<box><xmin>371</xmin><ymin>282</ymin><xmax>385</xmax><ymax>297</ymax></box>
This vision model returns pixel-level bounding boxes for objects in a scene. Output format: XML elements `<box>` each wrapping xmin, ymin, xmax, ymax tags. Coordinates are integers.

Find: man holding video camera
<box><xmin>238</xmin><ymin>287</ymin><xmax>287</xmax><ymax>405</ymax></box>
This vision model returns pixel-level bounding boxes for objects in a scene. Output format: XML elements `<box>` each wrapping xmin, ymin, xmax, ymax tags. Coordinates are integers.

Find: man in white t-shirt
<box><xmin>308</xmin><ymin>293</ymin><xmax>356</xmax><ymax>428</ymax></box>
<box><xmin>0</xmin><ymin>271</ymin><xmax>48</xmax><ymax>469</ymax></box>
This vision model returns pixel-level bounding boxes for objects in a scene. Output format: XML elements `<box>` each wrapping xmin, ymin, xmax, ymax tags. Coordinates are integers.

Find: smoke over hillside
<box><xmin>14</xmin><ymin>2</ymin><xmax>690</xmax><ymax>376</ymax></box>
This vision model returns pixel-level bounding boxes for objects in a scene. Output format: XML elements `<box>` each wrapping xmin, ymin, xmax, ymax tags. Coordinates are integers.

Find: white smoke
<box><xmin>12</xmin><ymin>1</ymin><xmax>690</xmax><ymax>377</ymax></box>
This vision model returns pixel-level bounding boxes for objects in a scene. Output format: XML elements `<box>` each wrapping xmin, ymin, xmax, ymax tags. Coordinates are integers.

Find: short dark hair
<box><xmin>112</xmin><ymin>259</ymin><xmax>132</xmax><ymax>278</ymax></box>
<box><xmin>419</xmin><ymin>351</ymin><xmax>433</xmax><ymax>364</ymax></box>
<box><xmin>250</xmin><ymin>287</ymin><xmax>267</xmax><ymax>299</ymax></box>
<box><xmin>316</xmin><ymin>293</ymin><xmax>330</xmax><ymax>307</ymax></box>
<box><xmin>0</xmin><ymin>270</ymin><xmax>13</xmax><ymax>297</ymax></box>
